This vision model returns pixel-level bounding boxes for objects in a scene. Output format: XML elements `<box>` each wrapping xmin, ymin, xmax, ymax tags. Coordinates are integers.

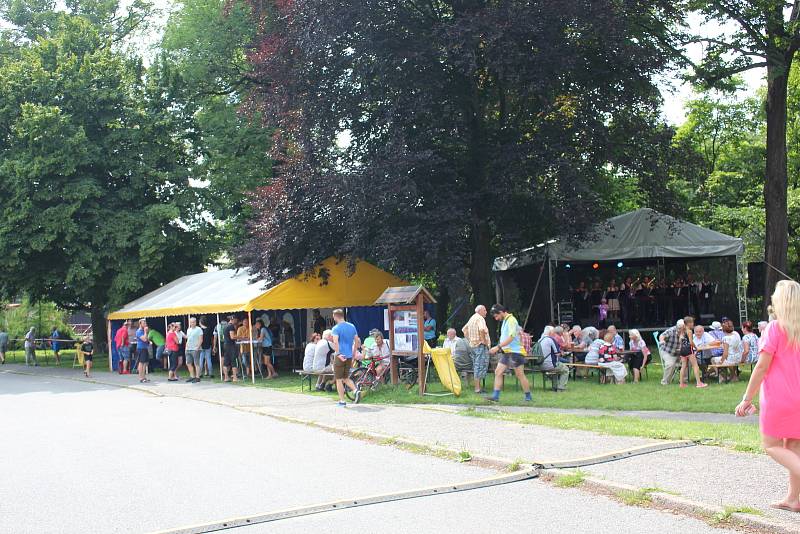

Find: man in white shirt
<box><xmin>692</xmin><ymin>324</ymin><xmax>718</xmax><ymax>365</ymax></box>
<box><xmin>185</xmin><ymin>317</ymin><xmax>203</xmax><ymax>383</ymax></box>
<box><xmin>366</xmin><ymin>329</ymin><xmax>391</xmax><ymax>379</ymax></box>
<box><xmin>442</xmin><ymin>328</ymin><xmax>460</xmax><ymax>353</ymax></box>
<box><xmin>443</xmin><ymin>328</ymin><xmax>471</xmax><ymax>374</ymax></box>
<box><xmin>24</xmin><ymin>326</ymin><xmax>37</xmax><ymax>366</ymax></box>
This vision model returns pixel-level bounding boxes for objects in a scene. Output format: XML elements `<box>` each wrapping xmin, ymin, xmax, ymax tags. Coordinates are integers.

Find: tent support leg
<box><xmin>248</xmin><ymin>311</ymin><xmax>256</xmax><ymax>384</ymax></box>
<box><xmin>548</xmin><ymin>259</ymin><xmax>556</xmax><ymax>324</ymax></box>
<box><xmin>216</xmin><ymin>313</ymin><xmax>224</xmax><ymax>381</ymax></box>
<box><xmin>107</xmin><ymin>319</ymin><xmax>112</xmax><ymax>372</ymax></box>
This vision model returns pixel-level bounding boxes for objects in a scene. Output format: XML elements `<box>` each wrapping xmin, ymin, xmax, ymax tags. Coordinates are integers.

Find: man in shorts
<box><xmin>462</xmin><ymin>305</ymin><xmax>491</xmax><ymax>394</ymax></box>
<box><xmin>50</xmin><ymin>327</ymin><xmax>62</xmax><ymax>366</ymax></box>
<box><xmin>184</xmin><ymin>317</ymin><xmax>203</xmax><ymax>383</ymax></box>
<box><xmin>487</xmin><ymin>304</ymin><xmax>532</xmax><ymax>402</ymax></box>
<box><xmin>222</xmin><ymin>315</ymin><xmax>240</xmax><ymax>382</ymax></box>
<box><xmin>135</xmin><ymin>319</ymin><xmax>151</xmax><ymax>383</ymax></box>
<box><xmin>331</xmin><ymin>309</ymin><xmax>360</xmax><ymax>406</ymax></box>
<box><xmin>81</xmin><ymin>335</ymin><xmax>94</xmax><ymax>377</ymax></box>
<box><xmin>0</xmin><ymin>328</ymin><xmax>8</xmax><ymax>364</ymax></box>
<box><xmin>114</xmin><ymin>321</ymin><xmax>131</xmax><ymax>374</ymax></box>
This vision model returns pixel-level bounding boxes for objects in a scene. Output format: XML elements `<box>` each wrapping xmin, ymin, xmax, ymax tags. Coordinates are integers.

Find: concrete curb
<box><xmin>541</xmin><ymin>470</ymin><xmax>800</xmax><ymax>534</ymax></box>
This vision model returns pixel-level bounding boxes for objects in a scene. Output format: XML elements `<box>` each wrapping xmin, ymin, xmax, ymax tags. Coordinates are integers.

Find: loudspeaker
<box><xmin>747</xmin><ymin>262</ymin><xmax>765</xmax><ymax>298</ymax></box>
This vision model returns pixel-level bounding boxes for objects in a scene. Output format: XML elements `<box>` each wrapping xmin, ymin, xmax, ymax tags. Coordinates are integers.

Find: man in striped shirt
<box><xmin>462</xmin><ymin>305</ymin><xmax>491</xmax><ymax>394</ymax></box>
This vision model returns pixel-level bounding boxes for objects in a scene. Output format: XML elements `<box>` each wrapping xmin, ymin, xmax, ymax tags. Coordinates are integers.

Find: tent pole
<box><xmin>522</xmin><ymin>262</ymin><xmax>546</xmax><ymax>331</ymax></box>
<box><xmin>107</xmin><ymin>319</ymin><xmax>113</xmax><ymax>372</ymax></box>
<box><xmin>247</xmin><ymin>311</ymin><xmax>256</xmax><ymax>384</ymax></box>
<box><xmin>216</xmin><ymin>313</ymin><xmax>223</xmax><ymax>381</ymax></box>
<box><xmin>548</xmin><ymin>259</ymin><xmax>556</xmax><ymax>324</ymax></box>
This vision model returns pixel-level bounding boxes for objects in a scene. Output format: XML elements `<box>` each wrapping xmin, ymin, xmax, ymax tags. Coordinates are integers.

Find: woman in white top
<box><xmin>713</xmin><ymin>322</ymin><xmax>744</xmax><ymax>383</ymax></box>
<box><xmin>627</xmin><ymin>329</ymin><xmax>649</xmax><ymax>383</ymax></box>
<box><xmin>302</xmin><ymin>333</ymin><xmax>320</xmax><ymax>372</ymax></box>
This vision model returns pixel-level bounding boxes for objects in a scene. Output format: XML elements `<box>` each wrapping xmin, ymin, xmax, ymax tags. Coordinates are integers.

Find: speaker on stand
<box><xmin>747</xmin><ymin>262</ymin><xmax>765</xmax><ymax>298</ymax></box>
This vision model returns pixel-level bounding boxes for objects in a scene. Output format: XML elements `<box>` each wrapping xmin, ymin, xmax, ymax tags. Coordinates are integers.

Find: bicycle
<box><xmin>345</xmin><ymin>356</ymin><xmax>418</xmax><ymax>402</ymax></box>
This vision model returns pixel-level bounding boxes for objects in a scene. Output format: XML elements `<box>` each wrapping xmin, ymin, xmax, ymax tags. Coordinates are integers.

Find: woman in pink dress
<box><xmin>736</xmin><ymin>280</ymin><xmax>800</xmax><ymax>512</ymax></box>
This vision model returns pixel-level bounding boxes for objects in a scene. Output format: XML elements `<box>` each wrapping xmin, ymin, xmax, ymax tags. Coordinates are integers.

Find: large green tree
<box><xmin>686</xmin><ymin>0</ymin><xmax>800</xmax><ymax>301</ymax></box>
<box><xmin>159</xmin><ymin>0</ymin><xmax>272</xmax><ymax>250</ymax></box>
<box><xmin>0</xmin><ymin>0</ymin><xmax>212</xmax><ymax>349</ymax></box>
<box><xmin>238</xmin><ymin>0</ymin><xmax>686</xmax><ymax>311</ymax></box>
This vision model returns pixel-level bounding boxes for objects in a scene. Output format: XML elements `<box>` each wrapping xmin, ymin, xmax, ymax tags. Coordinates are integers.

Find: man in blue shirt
<box><xmin>423</xmin><ymin>309</ymin><xmax>437</xmax><ymax>348</ymax></box>
<box><xmin>135</xmin><ymin>319</ymin><xmax>151</xmax><ymax>383</ymax></box>
<box><xmin>50</xmin><ymin>327</ymin><xmax>62</xmax><ymax>366</ymax></box>
<box><xmin>331</xmin><ymin>308</ymin><xmax>361</xmax><ymax>406</ymax></box>
<box><xmin>608</xmin><ymin>325</ymin><xmax>625</xmax><ymax>351</ymax></box>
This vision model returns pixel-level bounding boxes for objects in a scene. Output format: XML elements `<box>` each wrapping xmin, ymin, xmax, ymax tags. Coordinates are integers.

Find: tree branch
<box><xmin>684</xmin><ymin>36</ymin><xmax>766</xmax><ymax>58</ymax></box>
<box><xmin>714</xmin><ymin>1</ymin><xmax>768</xmax><ymax>49</ymax></box>
<box><xmin>699</xmin><ymin>61</ymin><xmax>768</xmax><ymax>84</ymax></box>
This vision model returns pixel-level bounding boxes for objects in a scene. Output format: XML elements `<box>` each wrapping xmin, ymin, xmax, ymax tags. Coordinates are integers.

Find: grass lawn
<box><xmin>4</xmin><ymin>349</ymin><xmax>110</xmax><ymax>372</ymax></box>
<box><xmin>7</xmin><ymin>352</ymin><xmax>759</xmax><ymax>453</ymax></box>
<box><xmin>461</xmin><ymin>409</ymin><xmax>763</xmax><ymax>454</ymax></box>
<box><xmin>231</xmin><ymin>366</ymin><xmax>761</xmax><ymax>454</ymax></box>
<box><xmin>230</xmin><ymin>361</ymin><xmax>751</xmax><ymax>414</ymax></box>
<box><xmin>6</xmin><ymin>350</ymin><xmax>750</xmax><ymax>416</ymax></box>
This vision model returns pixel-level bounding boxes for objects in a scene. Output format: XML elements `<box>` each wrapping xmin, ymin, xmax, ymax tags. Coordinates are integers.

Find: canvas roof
<box><xmin>493</xmin><ymin>208</ymin><xmax>744</xmax><ymax>272</ymax></box>
<box><xmin>108</xmin><ymin>258</ymin><xmax>407</xmax><ymax>320</ymax></box>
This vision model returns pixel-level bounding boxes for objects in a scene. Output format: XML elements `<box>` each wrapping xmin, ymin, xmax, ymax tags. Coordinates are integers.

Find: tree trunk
<box><xmin>435</xmin><ymin>279</ymin><xmax>449</xmax><ymax>335</ymax></box>
<box><xmin>764</xmin><ymin>64</ymin><xmax>790</xmax><ymax>308</ymax></box>
<box><xmin>469</xmin><ymin>219</ymin><xmax>495</xmax><ymax>322</ymax></box>
<box><xmin>90</xmin><ymin>304</ymin><xmax>107</xmax><ymax>355</ymax></box>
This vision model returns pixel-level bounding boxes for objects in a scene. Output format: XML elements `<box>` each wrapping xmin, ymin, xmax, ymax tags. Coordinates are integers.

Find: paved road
<box><xmin>0</xmin><ymin>371</ymin><xmax>738</xmax><ymax>534</ymax></box>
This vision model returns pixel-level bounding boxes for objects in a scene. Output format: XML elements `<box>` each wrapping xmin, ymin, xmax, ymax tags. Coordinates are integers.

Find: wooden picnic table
<box><xmin>564</xmin><ymin>349</ymin><xmax>642</xmax><ymax>381</ymax></box>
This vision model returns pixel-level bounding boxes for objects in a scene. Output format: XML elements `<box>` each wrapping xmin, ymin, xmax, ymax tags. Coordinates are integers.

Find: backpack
<box><xmin>529</xmin><ymin>338</ymin><xmax>545</xmax><ymax>365</ymax></box>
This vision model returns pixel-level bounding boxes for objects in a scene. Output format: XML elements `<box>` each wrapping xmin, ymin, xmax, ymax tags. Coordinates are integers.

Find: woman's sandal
<box><xmin>770</xmin><ymin>502</ymin><xmax>800</xmax><ymax>513</ymax></box>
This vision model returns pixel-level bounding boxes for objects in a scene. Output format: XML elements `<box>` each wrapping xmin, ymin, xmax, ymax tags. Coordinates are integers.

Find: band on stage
<box><xmin>571</xmin><ymin>274</ymin><xmax>718</xmax><ymax>327</ymax></box>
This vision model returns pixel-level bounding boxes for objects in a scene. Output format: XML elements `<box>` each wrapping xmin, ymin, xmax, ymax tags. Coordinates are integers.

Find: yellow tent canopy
<box><xmin>108</xmin><ymin>257</ymin><xmax>407</xmax><ymax>320</ymax></box>
<box><xmin>247</xmin><ymin>257</ymin><xmax>407</xmax><ymax>311</ymax></box>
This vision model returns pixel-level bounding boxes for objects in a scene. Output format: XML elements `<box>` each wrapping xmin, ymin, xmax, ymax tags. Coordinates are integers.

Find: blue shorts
<box><xmin>498</xmin><ymin>352</ymin><xmax>525</xmax><ymax>369</ymax></box>
<box><xmin>118</xmin><ymin>346</ymin><xmax>130</xmax><ymax>361</ymax></box>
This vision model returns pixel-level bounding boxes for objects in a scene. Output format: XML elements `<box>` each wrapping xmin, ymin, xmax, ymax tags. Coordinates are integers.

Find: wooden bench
<box><xmin>529</xmin><ymin>366</ymin><xmax>563</xmax><ymax>391</ymax></box>
<box><xmin>565</xmin><ymin>363</ymin><xmax>605</xmax><ymax>383</ymax></box>
<box><xmin>294</xmin><ymin>369</ymin><xmax>334</xmax><ymax>391</ymax></box>
<box><xmin>708</xmin><ymin>363</ymin><xmax>748</xmax><ymax>383</ymax></box>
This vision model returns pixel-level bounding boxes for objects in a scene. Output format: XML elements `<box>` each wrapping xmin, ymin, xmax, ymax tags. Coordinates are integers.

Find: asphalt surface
<box><xmin>0</xmin><ymin>370</ymin><xmax>740</xmax><ymax>534</ymax></box>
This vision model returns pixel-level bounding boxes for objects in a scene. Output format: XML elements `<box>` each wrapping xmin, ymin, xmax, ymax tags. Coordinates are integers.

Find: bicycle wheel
<box><xmin>402</xmin><ymin>368</ymin><xmax>418</xmax><ymax>387</ymax></box>
<box><xmin>346</xmin><ymin>367</ymin><xmax>368</xmax><ymax>401</ymax></box>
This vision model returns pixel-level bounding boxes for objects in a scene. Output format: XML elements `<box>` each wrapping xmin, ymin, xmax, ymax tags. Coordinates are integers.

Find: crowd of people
<box><xmin>572</xmin><ymin>273</ymin><xmax>720</xmax><ymax>327</ymax></box>
<box><xmin>112</xmin><ymin>315</ymin><xmax>275</xmax><ymax>384</ymax></box>
<box><xmin>0</xmin><ymin>325</ymin><xmax>86</xmax><ymax>370</ymax></box>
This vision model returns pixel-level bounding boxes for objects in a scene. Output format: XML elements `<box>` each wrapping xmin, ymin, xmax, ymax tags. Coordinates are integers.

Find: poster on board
<box><xmin>392</xmin><ymin>310</ymin><xmax>418</xmax><ymax>353</ymax></box>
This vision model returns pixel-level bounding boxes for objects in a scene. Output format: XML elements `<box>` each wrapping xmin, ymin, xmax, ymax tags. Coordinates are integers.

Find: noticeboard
<box><xmin>392</xmin><ymin>309</ymin><xmax>418</xmax><ymax>354</ymax></box>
